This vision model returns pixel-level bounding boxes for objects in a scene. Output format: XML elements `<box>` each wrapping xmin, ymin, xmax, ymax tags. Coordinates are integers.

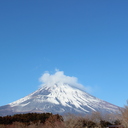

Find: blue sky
<box><xmin>0</xmin><ymin>0</ymin><xmax>128</xmax><ymax>107</ymax></box>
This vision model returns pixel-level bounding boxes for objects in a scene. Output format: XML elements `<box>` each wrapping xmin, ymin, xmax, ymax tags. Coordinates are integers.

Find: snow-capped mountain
<box><xmin>0</xmin><ymin>83</ymin><xmax>119</xmax><ymax>116</ymax></box>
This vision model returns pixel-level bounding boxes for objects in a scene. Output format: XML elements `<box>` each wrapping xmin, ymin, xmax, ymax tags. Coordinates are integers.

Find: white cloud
<box><xmin>39</xmin><ymin>70</ymin><xmax>86</xmax><ymax>90</ymax></box>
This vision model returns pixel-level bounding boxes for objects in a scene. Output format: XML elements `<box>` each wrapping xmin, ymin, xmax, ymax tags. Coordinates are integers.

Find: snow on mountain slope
<box><xmin>0</xmin><ymin>83</ymin><xmax>119</xmax><ymax>116</ymax></box>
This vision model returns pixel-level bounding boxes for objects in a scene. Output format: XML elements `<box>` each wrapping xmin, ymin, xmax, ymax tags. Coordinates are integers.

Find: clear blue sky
<box><xmin>0</xmin><ymin>0</ymin><xmax>128</xmax><ymax>107</ymax></box>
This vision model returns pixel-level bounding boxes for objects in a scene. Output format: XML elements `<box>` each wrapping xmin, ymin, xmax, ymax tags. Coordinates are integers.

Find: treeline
<box><xmin>0</xmin><ymin>112</ymin><xmax>122</xmax><ymax>128</ymax></box>
<box><xmin>0</xmin><ymin>113</ymin><xmax>63</xmax><ymax>125</ymax></box>
<box><xmin>63</xmin><ymin>113</ymin><xmax>121</xmax><ymax>128</ymax></box>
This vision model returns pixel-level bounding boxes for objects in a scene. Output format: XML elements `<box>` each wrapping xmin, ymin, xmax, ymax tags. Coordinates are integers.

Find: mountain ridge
<box><xmin>0</xmin><ymin>83</ymin><xmax>119</xmax><ymax>116</ymax></box>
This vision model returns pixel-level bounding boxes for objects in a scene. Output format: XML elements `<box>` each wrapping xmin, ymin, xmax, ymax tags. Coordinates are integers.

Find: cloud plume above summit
<box><xmin>39</xmin><ymin>70</ymin><xmax>85</xmax><ymax>90</ymax></box>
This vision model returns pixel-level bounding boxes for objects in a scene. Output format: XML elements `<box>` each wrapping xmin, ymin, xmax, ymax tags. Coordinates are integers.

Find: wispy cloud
<box><xmin>39</xmin><ymin>70</ymin><xmax>87</xmax><ymax>91</ymax></box>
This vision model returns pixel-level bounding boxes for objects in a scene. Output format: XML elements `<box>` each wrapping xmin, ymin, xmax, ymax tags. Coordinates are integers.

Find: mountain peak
<box><xmin>0</xmin><ymin>84</ymin><xmax>119</xmax><ymax>116</ymax></box>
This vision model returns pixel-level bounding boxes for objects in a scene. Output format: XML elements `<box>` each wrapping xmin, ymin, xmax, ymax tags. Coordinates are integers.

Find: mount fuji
<box><xmin>0</xmin><ymin>83</ymin><xmax>119</xmax><ymax>116</ymax></box>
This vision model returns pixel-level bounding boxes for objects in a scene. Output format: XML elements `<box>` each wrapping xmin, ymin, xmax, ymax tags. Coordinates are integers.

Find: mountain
<box><xmin>0</xmin><ymin>83</ymin><xmax>119</xmax><ymax>116</ymax></box>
